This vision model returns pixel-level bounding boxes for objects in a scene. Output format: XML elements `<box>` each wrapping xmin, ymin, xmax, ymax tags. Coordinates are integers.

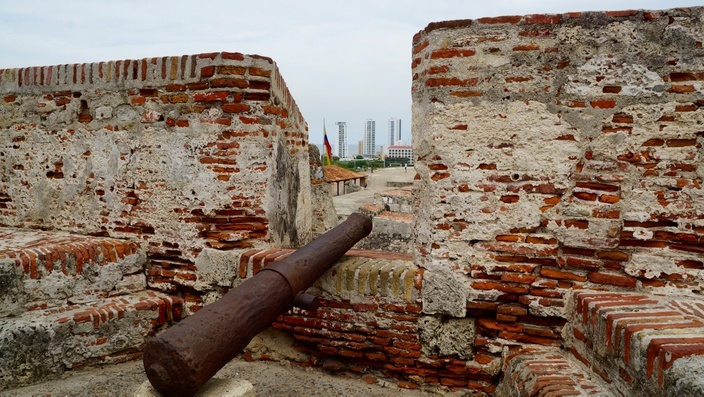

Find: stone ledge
<box><xmin>0</xmin><ymin>291</ymin><xmax>183</xmax><ymax>390</ymax></box>
<box><xmin>570</xmin><ymin>291</ymin><xmax>704</xmax><ymax>395</ymax></box>
<box><xmin>376</xmin><ymin>211</ymin><xmax>413</xmax><ymax>223</ymax></box>
<box><xmin>135</xmin><ymin>378</ymin><xmax>254</xmax><ymax>397</ymax></box>
<box><xmin>0</xmin><ymin>227</ymin><xmax>146</xmax><ymax>316</ymax></box>
<box><xmin>497</xmin><ymin>346</ymin><xmax>615</xmax><ymax>396</ymax></box>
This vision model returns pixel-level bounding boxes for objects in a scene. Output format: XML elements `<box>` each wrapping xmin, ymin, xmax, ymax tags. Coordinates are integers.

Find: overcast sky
<box><xmin>0</xmin><ymin>1</ymin><xmax>699</xmax><ymax>148</ymax></box>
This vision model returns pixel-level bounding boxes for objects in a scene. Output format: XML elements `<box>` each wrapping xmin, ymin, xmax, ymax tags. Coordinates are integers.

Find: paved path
<box><xmin>333</xmin><ymin>167</ymin><xmax>415</xmax><ymax>216</ymax></box>
<box><xmin>4</xmin><ymin>358</ymin><xmax>442</xmax><ymax>397</ymax></box>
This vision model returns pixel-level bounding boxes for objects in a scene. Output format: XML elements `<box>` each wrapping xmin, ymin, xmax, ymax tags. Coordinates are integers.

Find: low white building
<box><xmin>383</xmin><ymin>145</ymin><xmax>414</xmax><ymax>164</ymax></box>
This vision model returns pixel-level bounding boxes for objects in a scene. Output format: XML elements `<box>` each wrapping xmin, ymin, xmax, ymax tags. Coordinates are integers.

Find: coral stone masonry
<box><xmin>0</xmin><ymin>52</ymin><xmax>311</xmax><ymax>311</ymax></box>
<box><xmin>2</xmin><ymin>6</ymin><xmax>704</xmax><ymax>396</ymax></box>
<box><xmin>412</xmin><ymin>6</ymin><xmax>704</xmax><ymax>395</ymax></box>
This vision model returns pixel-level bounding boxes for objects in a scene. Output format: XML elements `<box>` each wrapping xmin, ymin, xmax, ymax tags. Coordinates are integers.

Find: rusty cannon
<box><xmin>142</xmin><ymin>213</ymin><xmax>373</xmax><ymax>396</ymax></box>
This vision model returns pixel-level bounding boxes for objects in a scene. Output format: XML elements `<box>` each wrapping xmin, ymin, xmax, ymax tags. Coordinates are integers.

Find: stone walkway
<box><xmin>333</xmin><ymin>167</ymin><xmax>415</xmax><ymax>216</ymax></box>
<box><xmin>4</xmin><ymin>358</ymin><xmax>445</xmax><ymax>397</ymax></box>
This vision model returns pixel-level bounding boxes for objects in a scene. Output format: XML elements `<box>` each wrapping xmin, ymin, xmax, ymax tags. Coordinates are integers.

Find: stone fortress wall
<box><xmin>0</xmin><ymin>52</ymin><xmax>311</xmax><ymax>313</ymax></box>
<box><xmin>2</xmin><ymin>6</ymin><xmax>704</xmax><ymax>396</ymax></box>
<box><xmin>411</xmin><ymin>7</ymin><xmax>704</xmax><ymax>395</ymax></box>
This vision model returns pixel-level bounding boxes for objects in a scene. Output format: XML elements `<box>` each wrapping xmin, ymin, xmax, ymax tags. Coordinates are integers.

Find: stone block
<box><xmin>421</xmin><ymin>265</ymin><xmax>467</xmax><ymax>317</ymax></box>
<box><xmin>134</xmin><ymin>378</ymin><xmax>254</xmax><ymax>397</ymax></box>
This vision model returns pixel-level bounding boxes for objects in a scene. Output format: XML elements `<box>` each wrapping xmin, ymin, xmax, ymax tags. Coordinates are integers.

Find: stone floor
<box><xmin>3</xmin><ymin>357</ymin><xmax>449</xmax><ymax>397</ymax></box>
<box><xmin>332</xmin><ymin>167</ymin><xmax>415</xmax><ymax>217</ymax></box>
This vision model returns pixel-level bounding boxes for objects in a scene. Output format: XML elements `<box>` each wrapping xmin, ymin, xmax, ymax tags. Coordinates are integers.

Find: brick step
<box><xmin>0</xmin><ymin>227</ymin><xmax>147</xmax><ymax>317</ymax></box>
<box><xmin>0</xmin><ymin>290</ymin><xmax>182</xmax><ymax>391</ymax></box>
<box><xmin>377</xmin><ymin>186</ymin><xmax>413</xmax><ymax>214</ymax></box>
<box><xmin>358</xmin><ymin>203</ymin><xmax>385</xmax><ymax>217</ymax></box>
<box><xmin>570</xmin><ymin>291</ymin><xmax>704</xmax><ymax>396</ymax></box>
<box><xmin>355</xmin><ymin>212</ymin><xmax>413</xmax><ymax>253</ymax></box>
<box><xmin>497</xmin><ymin>347</ymin><xmax>615</xmax><ymax>396</ymax></box>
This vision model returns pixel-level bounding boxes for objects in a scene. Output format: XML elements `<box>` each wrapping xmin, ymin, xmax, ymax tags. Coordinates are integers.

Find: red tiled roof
<box><xmin>323</xmin><ymin>165</ymin><xmax>367</xmax><ymax>182</ymax></box>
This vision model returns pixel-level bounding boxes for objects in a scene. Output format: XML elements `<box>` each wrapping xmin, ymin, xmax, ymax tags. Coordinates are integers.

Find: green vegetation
<box><xmin>319</xmin><ymin>155</ymin><xmax>410</xmax><ymax>172</ymax></box>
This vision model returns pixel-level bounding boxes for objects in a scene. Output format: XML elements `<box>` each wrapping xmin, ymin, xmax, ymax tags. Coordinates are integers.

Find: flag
<box><xmin>323</xmin><ymin>124</ymin><xmax>333</xmax><ymax>166</ymax></box>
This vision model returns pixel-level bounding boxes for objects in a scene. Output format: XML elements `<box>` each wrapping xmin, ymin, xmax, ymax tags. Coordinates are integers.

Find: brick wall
<box><xmin>0</xmin><ymin>52</ymin><xmax>311</xmax><ymax>311</ymax></box>
<box><xmin>411</xmin><ymin>5</ymin><xmax>703</xmax><ymax>386</ymax></box>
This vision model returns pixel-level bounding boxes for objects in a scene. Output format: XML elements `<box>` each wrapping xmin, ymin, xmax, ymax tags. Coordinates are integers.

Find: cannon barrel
<box><xmin>142</xmin><ymin>213</ymin><xmax>373</xmax><ymax>396</ymax></box>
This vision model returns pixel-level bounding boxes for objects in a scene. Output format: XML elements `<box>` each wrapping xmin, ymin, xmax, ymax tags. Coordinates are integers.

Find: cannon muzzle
<box><xmin>142</xmin><ymin>213</ymin><xmax>372</xmax><ymax>396</ymax></box>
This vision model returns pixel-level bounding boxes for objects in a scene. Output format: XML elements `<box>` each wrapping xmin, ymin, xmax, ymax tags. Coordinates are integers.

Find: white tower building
<box><xmin>364</xmin><ymin>119</ymin><xmax>376</xmax><ymax>156</ymax></box>
<box><xmin>388</xmin><ymin>118</ymin><xmax>401</xmax><ymax>146</ymax></box>
<box><xmin>335</xmin><ymin>121</ymin><xmax>347</xmax><ymax>158</ymax></box>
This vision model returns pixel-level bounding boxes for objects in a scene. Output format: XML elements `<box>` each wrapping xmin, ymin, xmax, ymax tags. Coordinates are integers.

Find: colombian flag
<box><xmin>323</xmin><ymin>124</ymin><xmax>333</xmax><ymax>166</ymax></box>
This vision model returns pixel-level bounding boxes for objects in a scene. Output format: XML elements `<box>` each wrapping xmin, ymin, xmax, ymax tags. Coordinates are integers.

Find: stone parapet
<box><xmin>0</xmin><ymin>290</ymin><xmax>182</xmax><ymax>390</ymax></box>
<box><xmin>0</xmin><ymin>227</ymin><xmax>145</xmax><ymax>317</ymax></box>
<box><xmin>1</xmin><ymin>51</ymin><xmax>311</xmax><ymax>305</ymax></box>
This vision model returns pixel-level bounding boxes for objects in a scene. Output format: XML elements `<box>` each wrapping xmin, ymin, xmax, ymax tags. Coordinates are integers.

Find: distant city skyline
<box><xmin>325</xmin><ymin>117</ymin><xmax>410</xmax><ymax>158</ymax></box>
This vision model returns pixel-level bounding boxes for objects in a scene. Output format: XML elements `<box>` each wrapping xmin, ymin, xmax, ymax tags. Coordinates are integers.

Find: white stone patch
<box><xmin>626</xmin><ymin>252</ymin><xmax>703</xmax><ymax>281</ymax></box>
<box><xmin>563</xmin><ymin>56</ymin><xmax>664</xmax><ymax>97</ymax></box>
<box><xmin>421</xmin><ymin>264</ymin><xmax>468</xmax><ymax>317</ymax></box>
<box><xmin>631</xmin><ymin>228</ymin><xmax>654</xmax><ymax>241</ymax></box>
<box><xmin>94</xmin><ymin>106</ymin><xmax>112</xmax><ymax>120</ymax></box>
<box><xmin>194</xmin><ymin>248</ymin><xmax>242</xmax><ymax>290</ymax></box>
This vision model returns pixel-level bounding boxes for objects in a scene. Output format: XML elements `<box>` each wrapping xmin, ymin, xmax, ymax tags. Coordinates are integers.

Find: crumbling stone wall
<box><xmin>412</xmin><ymin>4</ymin><xmax>703</xmax><ymax>374</ymax></box>
<box><xmin>0</xmin><ymin>52</ymin><xmax>311</xmax><ymax>311</ymax></box>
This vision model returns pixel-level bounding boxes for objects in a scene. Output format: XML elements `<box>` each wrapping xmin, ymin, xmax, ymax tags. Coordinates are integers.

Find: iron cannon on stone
<box><xmin>142</xmin><ymin>213</ymin><xmax>373</xmax><ymax>397</ymax></box>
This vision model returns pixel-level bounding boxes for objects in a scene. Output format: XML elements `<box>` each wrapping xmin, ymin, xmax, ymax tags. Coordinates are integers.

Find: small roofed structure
<box><xmin>323</xmin><ymin>165</ymin><xmax>367</xmax><ymax>196</ymax></box>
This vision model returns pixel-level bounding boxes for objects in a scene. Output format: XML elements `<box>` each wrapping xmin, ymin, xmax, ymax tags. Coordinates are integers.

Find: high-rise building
<box><xmin>364</xmin><ymin>119</ymin><xmax>376</xmax><ymax>155</ymax></box>
<box><xmin>388</xmin><ymin>118</ymin><xmax>401</xmax><ymax>146</ymax></box>
<box><xmin>335</xmin><ymin>121</ymin><xmax>347</xmax><ymax>158</ymax></box>
<box><xmin>358</xmin><ymin>140</ymin><xmax>364</xmax><ymax>156</ymax></box>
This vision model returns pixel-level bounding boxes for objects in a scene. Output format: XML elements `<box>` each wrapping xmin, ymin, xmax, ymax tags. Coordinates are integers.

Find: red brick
<box><xmin>210</xmin><ymin>78</ymin><xmax>248</xmax><ymax>88</ymax></box>
<box><xmin>675</xmin><ymin>104</ymin><xmax>698</xmax><ymax>112</ymax></box>
<box><xmin>193</xmin><ymin>91</ymin><xmax>228</xmax><ymax>102</ymax></box>
<box><xmin>450</xmin><ymin>90</ymin><xmax>483</xmax><ymax>98</ymax></box>
<box><xmin>666</xmin><ymin>138</ymin><xmax>697</xmax><ymax>147</ymax></box>
<box><xmin>564</xmin><ymin>219</ymin><xmax>589</xmax><ymax>229</ymax></box>
<box><xmin>497</xmin><ymin>303</ymin><xmax>528</xmax><ymax>316</ymax></box>
<box><xmin>597</xmin><ymin>251</ymin><xmax>629</xmax><ymax>261</ymax></box>
<box><xmin>499</xmin><ymin>331</ymin><xmax>561</xmax><ymax>346</ymax></box>
<box><xmin>670</xmin><ymin>72</ymin><xmax>704</xmax><ymax>81</ymax></box>
<box><xmin>500</xmin><ymin>195</ymin><xmax>520</xmax><ymax>203</ymax></box>
<box><xmin>606</xmin><ymin>10</ymin><xmax>638</xmax><ymax>17</ymax></box>
<box><xmin>472</xmin><ymin>281</ymin><xmax>529</xmax><ymax>294</ymax></box>
<box><xmin>477</xmin><ymin>15</ymin><xmax>522</xmax><ymax>24</ymax></box>
<box><xmin>222</xmin><ymin>103</ymin><xmax>251</xmax><ymax>113</ymax></box>
<box><xmin>590</xmin><ymin>100</ymin><xmax>616</xmax><ymax>109</ymax></box>
<box><xmin>200</xmin><ymin>66</ymin><xmax>215</xmax><ymax>77</ymax></box>
<box><xmin>603</xmin><ymin>85</ymin><xmax>622</xmax><ymax>93</ymax></box>
<box><xmin>440</xmin><ymin>377</ymin><xmax>468</xmax><ymax>387</ymax></box>
<box><xmin>477</xmin><ymin>318</ymin><xmax>523</xmax><ymax>333</ymax></box>
<box><xmin>669</xmin><ymin>85</ymin><xmax>696</xmax><ymax>93</ymax></box>
<box><xmin>425</xmin><ymin>77</ymin><xmax>478</xmax><ymax>87</ymax></box>
<box><xmin>430</xmin><ymin>48</ymin><xmax>476</xmax><ymax>59</ymax></box>
<box><xmin>513</xmin><ymin>44</ymin><xmax>540</xmax><ymax>51</ymax></box>
<box><xmin>524</xmin><ymin>14</ymin><xmax>561</xmax><ymax>24</ymax></box>
<box><xmin>588</xmin><ymin>272</ymin><xmax>637</xmax><ymax>287</ymax></box>
<box><xmin>565</xmin><ymin>257</ymin><xmax>601</xmax><ymax>271</ymax></box>
<box><xmin>501</xmin><ymin>273</ymin><xmax>536</xmax><ymax>285</ymax></box>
